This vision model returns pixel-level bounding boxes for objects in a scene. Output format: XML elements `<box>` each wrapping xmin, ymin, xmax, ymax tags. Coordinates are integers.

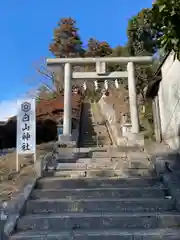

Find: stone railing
<box><xmin>98</xmin><ymin>97</ymin><xmax>121</xmax><ymax>146</ymax></box>
<box><xmin>98</xmin><ymin>97</ymin><xmax>144</xmax><ymax>148</ymax></box>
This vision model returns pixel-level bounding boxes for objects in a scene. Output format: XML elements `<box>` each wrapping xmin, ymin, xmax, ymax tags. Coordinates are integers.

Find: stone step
<box><xmin>36</xmin><ymin>177</ymin><xmax>162</xmax><ymax>189</ymax></box>
<box><xmin>57</xmin><ymin>158</ymin><xmax>111</xmax><ymax>163</ymax></box>
<box><xmin>79</xmin><ymin>146</ymin><xmax>144</xmax><ymax>152</ymax></box>
<box><xmin>79</xmin><ymin>140</ymin><xmax>97</xmax><ymax>144</ymax></box>
<box><xmin>72</xmin><ymin>148</ymin><xmax>148</xmax><ymax>158</ymax></box>
<box><xmin>53</xmin><ymin>169</ymin><xmax>156</xmax><ymax>178</ymax></box>
<box><xmin>81</xmin><ymin>144</ymin><xmax>98</xmax><ymax>147</ymax></box>
<box><xmin>55</xmin><ymin>160</ymin><xmax>112</xmax><ymax>170</ymax></box>
<box><xmin>54</xmin><ymin>155</ymin><xmax>76</xmax><ymax>160</ymax></box>
<box><xmin>16</xmin><ymin>212</ymin><xmax>180</xmax><ymax>232</ymax></box>
<box><xmin>73</xmin><ymin>146</ymin><xmax>114</xmax><ymax>152</ymax></box>
<box><xmin>25</xmin><ymin>198</ymin><xmax>174</xmax><ymax>214</ymax></box>
<box><xmin>31</xmin><ymin>187</ymin><xmax>167</xmax><ymax>200</ymax></box>
<box><xmin>92</xmin><ymin>152</ymin><xmax>123</xmax><ymax>158</ymax></box>
<box><xmin>74</xmin><ymin>146</ymin><xmax>144</xmax><ymax>151</ymax></box>
<box><xmin>90</xmin><ymin>151</ymin><xmax>150</xmax><ymax>158</ymax></box>
<box><xmin>126</xmin><ymin>152</ymin><xmax>151</xmax><ymax>160</ymax></box>
<box><xmin>114</xmin><ymin>161</ymin><xmax>153</xmax><ymax>169</ymax></box>
<box><xmin>10</xmin><ymin>228</ymin><xmax>180</xmax><ymax>240</ymax></box>
<box><xmin>55</xmin><ymin>159</ymin><xmax>152</xmax><ymax>170</ymax></box>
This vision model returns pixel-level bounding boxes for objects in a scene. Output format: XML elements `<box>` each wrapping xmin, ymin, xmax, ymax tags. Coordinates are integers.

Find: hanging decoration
<box><xmin>104</xmin><ymin>80</ymin><xmax>108</xmax><ymax>90</ymax></box>
<box><xmin>115</xmin><ymin>79</ymin><xmax>119</xmax><ymax>89</ymax></box>
<box><xmin>94</xmin><ymin>80</ymin><xmax>99</xmax><ymax>91</ymax></box>
<box><xmin>82</xmin><ymin>81</ymin><xmax>87</xmax><ymax>91</ymax></box>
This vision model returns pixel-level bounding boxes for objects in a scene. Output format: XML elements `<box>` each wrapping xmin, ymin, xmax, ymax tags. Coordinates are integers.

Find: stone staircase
<box><xmin>9</xmin><ymin>147</ymin><xmax>180</xmax><ymax>239</ymax></box>
<box><xmin>78</xmin><ymin>102</ymin><xmax>112</xmax><ymax>148</ymax></box>
<box><xmin>78</xmin><ymin>102</ymin><xmax>97</xmax><ymax>148</ymax></box>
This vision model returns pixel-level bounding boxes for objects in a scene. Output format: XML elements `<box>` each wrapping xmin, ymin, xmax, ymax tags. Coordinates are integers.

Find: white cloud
<box><xmin>0</xmin><ymin>100</ymin><xmax>18</xmax><ymax>122</ymax></box>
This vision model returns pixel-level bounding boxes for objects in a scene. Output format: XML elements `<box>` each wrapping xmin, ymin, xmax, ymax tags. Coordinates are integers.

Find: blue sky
<box><xmin>0</xmin><ymin>0</ymin><xmax>152</xmax><ymax>120</ymax></box>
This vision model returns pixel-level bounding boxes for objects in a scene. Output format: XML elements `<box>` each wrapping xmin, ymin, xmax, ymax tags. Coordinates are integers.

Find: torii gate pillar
<box><xmin>127</xmin><ymin>62</ymin><xmax>139</xmax><ymax>133</ymax></box>
<box><xmin>63</xmin><ymin>63</ymin><xmax>72</xmax><ymax>137</ymax></box>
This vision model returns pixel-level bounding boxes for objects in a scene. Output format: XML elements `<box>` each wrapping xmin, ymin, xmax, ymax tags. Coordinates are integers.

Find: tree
<box><xmin>85</xmin><ymin>38</ymin><xmax>99</xmax><ymax>57</ymax></box>
<box><xmin>111</xmin><ymin>45</ymin><xmax>130</xmax><ymax>57</ymax></box>
<box><xmin>36</xmin><ymin>85</ymin><xmax>56</xmax><ymax>102</ymax></box>
<box><xmin>108</xmin><ymin>45</ymin><xmax>130</xmax><ymax>73</ymax></box>
<box><xmin>84</xmin><ymin>38</ymin><xmax>112</xmax><ymax>72</ymax></box>
<box><xmin>25</xmin><ymin>57</ymin><xmax>64</xmax><ymax>102</ymax></box>
<box><xmin>98</xmin><ymin>41</ymin><xmax>112</xmax><ymax>57</ymax></box>
<box><xmin>30</xmin><ymin>58</ymin><xmax>64</xmax><ymax>94</ymax></box>
<box><xmin>126</xmin><ymin>9</ymin><xmax>158</xmax><ymax>100</ymax></box>
<box><xmin>85</xmin><ymin>38</ymin><xmax>112</xmax><ymax>57</ymax></box>
<box><xmin>49</xmin><ymin>17</ymin><xmax>84</xmax><ymax>57</ymax></box>
<box><xmin>152</xmin><ymin>0</ymin><xmax>180</xmax><ymax>58</ymax></box>
<box><xmin>127</xmin><ymin>8</ymin><xmax>158</xmax><ymax>56</ymax></box>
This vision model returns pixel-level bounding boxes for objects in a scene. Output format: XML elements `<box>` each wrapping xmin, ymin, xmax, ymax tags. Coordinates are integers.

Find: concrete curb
<box><xmin>162</xmin><ymin>172</ymin><xmax>180</xmax><ymax>212</ymax></box>
<box><xmin>153</xmin><ymin>151</ymin><xmax>180</xmax><ymax>212</ymax></box>
<box><xmin>153</xmin><ymin>152</ymin><xmax>180</xmax><ymax>176</ymax></box>
<box><xmin>2</xmin><ymin>178</ymin><xmax>37</xmax><ymax>239</ymax></box>
<box><xmin>0</xmin><ymin>147</ymin><xmax>56</xmax><ymax>238</ymax></box>
<box><xmin>153</xmin><ymin>156</ymin><xmax>167</xmax><ymax>176</ymax></box>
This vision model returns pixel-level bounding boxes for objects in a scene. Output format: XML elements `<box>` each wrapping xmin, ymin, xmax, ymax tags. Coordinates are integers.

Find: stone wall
<box><xmin>158</xmin><ymin>51</ymin><xmax>180</xmax><ymax>150</ymax></box>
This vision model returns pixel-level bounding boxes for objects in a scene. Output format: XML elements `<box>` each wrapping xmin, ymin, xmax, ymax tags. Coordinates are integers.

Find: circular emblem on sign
<box><xmin>21</xmin><ymin>102</ymin><xmax>31</xmax><ymax>112</ymax></box>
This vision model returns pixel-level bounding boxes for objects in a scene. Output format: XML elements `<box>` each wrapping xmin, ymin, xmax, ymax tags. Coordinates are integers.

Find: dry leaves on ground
<box><xmin>0</xmin><ymin>143</ymin><xmax>53</xmax><ymax>201</ymax></box>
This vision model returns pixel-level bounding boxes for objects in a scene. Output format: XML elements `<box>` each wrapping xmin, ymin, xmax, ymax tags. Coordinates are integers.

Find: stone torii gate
<box><xmin>46</xmin><ymin>56</ymin><xmax>153</xmax><ymax>141</ymax></box>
